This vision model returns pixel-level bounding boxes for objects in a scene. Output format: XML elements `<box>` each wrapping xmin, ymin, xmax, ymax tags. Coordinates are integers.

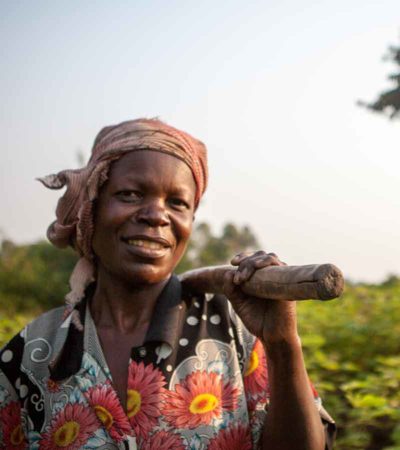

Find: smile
<box><xmin>122</xmin><ymin>236</ymin><xmax>171</xmax><ymax>259</ymax></box>
<box><xmin>127</xmin><ymin>239</ymin><xmax>165</xmax><ymax>250</ymax></box>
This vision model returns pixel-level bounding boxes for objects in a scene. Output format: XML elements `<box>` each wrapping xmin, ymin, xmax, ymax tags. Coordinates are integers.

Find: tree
<box><xmin>0</xmin><ymin>239</ymin><xmax>78</xmax><ymax>312</ymax></box>
<box><xmin>176</xmin><ymin>222</ymin><xmax>260</xmax><ymax>273</ymax></box>
<box><xmin>359</xmin><ymin>41</ymin><xmax>400</xmax><ymax>119</ymax></box>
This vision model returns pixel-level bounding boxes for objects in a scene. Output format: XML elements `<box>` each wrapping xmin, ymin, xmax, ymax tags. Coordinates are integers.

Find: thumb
<box><xmin>222</xmin><ymin>271</ymin><xmax>237</xmax><ymax>300</ymax></box>
<box><xmin>223</xmin><ymin>271</ymin><xmax>245</xmax><ymax>307</ymax></box>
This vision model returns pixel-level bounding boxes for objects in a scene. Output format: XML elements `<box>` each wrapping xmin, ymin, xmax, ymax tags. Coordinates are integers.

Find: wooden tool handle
<box><xmin>179</xmin><ymin>263</ymin><xmax>344</xmax><ymax>301</ymax></box>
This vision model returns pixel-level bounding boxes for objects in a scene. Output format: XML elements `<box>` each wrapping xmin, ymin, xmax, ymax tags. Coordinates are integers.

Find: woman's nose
<box><xmin>136</xmin><ymin>200</ymin><xmax>170</xmax><ymax>227</ymax></box>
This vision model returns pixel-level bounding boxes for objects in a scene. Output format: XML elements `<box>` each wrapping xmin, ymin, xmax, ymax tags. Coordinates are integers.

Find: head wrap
<box><xmin>39</xmin><ymin>118</ymin><xmax>208</xmax><ymax>329</ymax></box>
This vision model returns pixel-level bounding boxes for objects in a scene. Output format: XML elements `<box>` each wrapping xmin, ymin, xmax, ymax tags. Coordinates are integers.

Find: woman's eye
<box><xmin>169</xmin><ymin>198</ymin><xmax>189</xmax><ymax>209</ymax></box>
<box><xmin>116</xmin><ymin>191</ymin><xmax>141</xmax><ymax>202</ymax></box>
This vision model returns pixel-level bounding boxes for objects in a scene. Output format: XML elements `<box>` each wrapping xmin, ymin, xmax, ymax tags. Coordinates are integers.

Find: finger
<box><xmin>231</xmin><ymin>251</ymin><xmax>254</xmax><ymax>266</ymax></box>
<box><xmin>223</xmin><ymin>272</ymin><xmax>247</xmax><ymax>308</ymax></box>
<box><xmin>236</xmin><ymin>252</ymin><xmax>277</xmax><ymax>270</ymax></box>
<box><xmin>233</xmin><ymin>266</ymin><xmax>249</xmax><ymax>284</ymax></box>
<box><xmin>223</xmin><ymin>271</ymin><xmax>237</xmax><ymax>297</ymax></box>
<box><xmin>234</xmin><ymin>252</ymin><xmax>269</xmax><ymax>278</ymax></box>
<box><xmin>231</xmin><ymin>250</ymin><xmax>268</xmax><ymax>266</ymax></box>
<box><xmin>266</xmin><ymin>252</ymin><xmax>287</xmax><ymax>265</ymax></box>
<box><xmin>234</xmin><ymin>254</ymin><xmax>282</xmax><ymax>284</ymax></box>
<box><xmin>266</xmin><ymin>252</ymin><xmax>288</xmax><ymax>265</ymax></box>
<box><xmin>254</xmin><ymin>254</ymin><xmax>281</xmax><ymax>268</ymax></box>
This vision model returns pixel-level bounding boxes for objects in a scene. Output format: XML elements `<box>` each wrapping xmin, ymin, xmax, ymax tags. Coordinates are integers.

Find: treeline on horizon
<box><xmin>1</xmin><ymin>222</ymin><xmax>400</xmax><ymax>450</ymax></box>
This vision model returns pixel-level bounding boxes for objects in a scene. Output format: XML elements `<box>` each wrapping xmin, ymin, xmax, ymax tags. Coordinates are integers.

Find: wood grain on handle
<box><xmin>179</xmin><ymin>264</ymin><xmax>344</xmax><ymax>301</ymax></box>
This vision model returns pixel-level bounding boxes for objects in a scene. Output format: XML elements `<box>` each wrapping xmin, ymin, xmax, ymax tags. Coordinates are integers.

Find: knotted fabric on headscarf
<box><xmin>39</xmin><ymin>118</ymin><xmax>208</xmax><ymax>330</ymax></box>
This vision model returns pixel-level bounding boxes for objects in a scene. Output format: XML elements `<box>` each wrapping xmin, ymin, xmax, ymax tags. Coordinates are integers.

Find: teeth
<box><xmin>127</xmin><ymin>239</ymin><xmax>164</xmax><ymax>250</ymax></box>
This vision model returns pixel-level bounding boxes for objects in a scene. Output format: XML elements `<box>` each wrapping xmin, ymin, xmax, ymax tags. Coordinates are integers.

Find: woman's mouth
<box><xmin>127</xmin><ymin>239</ymin><xmax>165</xmax><ymax>250</ymax></box>
<box><xmin>122</xmin><ymin>237</ymin><xmax>171</xmax><ymax>259</ymax></box>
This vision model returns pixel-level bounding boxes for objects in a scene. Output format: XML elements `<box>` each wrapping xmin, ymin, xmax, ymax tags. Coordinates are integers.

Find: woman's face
<box><xmin>92</xmin><ymin>150</ymin><xmax>196</xmax><ymax>286</ymax></box>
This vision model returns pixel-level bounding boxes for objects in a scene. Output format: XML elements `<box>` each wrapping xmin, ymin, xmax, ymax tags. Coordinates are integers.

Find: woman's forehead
<box><xmin>108</xmin><ymin>150</ymin><xmax>196</xmax><ymax>188</ymax></box>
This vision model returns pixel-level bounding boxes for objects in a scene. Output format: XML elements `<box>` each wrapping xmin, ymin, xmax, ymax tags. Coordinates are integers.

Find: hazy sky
<box><xmin>1</xmin><ymin>0</ymin><xmax>399</xmax><ymax>282</ymax></box>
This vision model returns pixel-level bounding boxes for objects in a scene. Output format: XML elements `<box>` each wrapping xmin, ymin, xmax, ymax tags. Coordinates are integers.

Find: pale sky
<box><xmin>1</xmin><ymin>0</ymin><xmax>399</xmax><ymax>282</ymax></box>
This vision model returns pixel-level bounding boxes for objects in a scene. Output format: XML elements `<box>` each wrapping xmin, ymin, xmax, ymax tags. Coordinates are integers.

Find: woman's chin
<box><xmin>119</xmin><ymin>263</ymin><xmax>172</xmax><ymax>287</ymax></box>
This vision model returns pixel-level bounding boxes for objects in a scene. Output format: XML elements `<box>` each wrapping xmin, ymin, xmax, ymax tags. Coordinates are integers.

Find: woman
<box><xmin>0</xmin><ymin>119</ymin><xmax>335</xmax><ymax>449</ymax></box>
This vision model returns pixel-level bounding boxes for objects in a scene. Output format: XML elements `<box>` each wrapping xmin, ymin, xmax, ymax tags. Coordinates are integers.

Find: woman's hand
<box><xmin>223</xmin><ymin>251</ymin><xmax>299</xmax><ymax>347</ymax></box>
<box><xmin>224</xmin><ymin>251</ymin><xmax>326</xmax><ymax>450</ymax></box>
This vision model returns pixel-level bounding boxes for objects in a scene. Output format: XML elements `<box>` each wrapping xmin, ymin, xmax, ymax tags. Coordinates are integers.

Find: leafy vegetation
<box><xmin>176</xmin><ymin>222</ymin><xmax>260</xmax><ymax>272</ymax></box>
<box><xmin>0</xmin><ymin>239</ymin><xmax>78</xmax><ymax>312</ymax></box>
<box><xmin>298</xmin><ymin>278</ymin><xmax>400</xmax><ymax>449</ymax></box>
<box><xmin>359</xmin><ymin>39</ymin><xmax>400</xmax><ymax>119</ymax></box>
<box><xmin>0</xmin><ymin>225</ymin><xmax>399</xmax><ymax>449</ymax></box>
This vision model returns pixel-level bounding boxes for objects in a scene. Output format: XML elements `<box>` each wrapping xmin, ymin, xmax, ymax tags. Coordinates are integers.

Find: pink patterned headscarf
<box><xmin>39</xmin><ymin>118</ymin><xmax>208</xmax><ymax>329</ymax></box>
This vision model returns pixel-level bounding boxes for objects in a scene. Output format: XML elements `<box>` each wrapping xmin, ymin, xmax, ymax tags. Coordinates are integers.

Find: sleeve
<box><xmin>0</xmin><ymin>332</ymin><xmax>29</xmax><ymax>449</ymax></box>
<box><xmin>243</xmin><ymin>338</ymin><xmax>337</xmax><ymax>450</ymax></box>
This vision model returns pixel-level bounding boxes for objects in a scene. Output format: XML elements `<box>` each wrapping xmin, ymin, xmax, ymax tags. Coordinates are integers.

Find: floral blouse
<box><xmin>0</xmin><ymin>275</ymin><xmax>336</xmax><ymax>449</ymax></box>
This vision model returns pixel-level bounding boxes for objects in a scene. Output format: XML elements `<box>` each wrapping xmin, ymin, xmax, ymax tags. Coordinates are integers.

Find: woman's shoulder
<box><xmin>22</xmin><ymin>305</ymin><xmax>67</xmax><ymax>342</ymax></box>
<box><xmin>1</xmin><ymin>306</ymin><xmax>66</xmax><ymax>350</ymax></box>
<box><xmin>0</xmin><ymin>306</ymin><xmax>68</xmax><ymax>386</ymax></box>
